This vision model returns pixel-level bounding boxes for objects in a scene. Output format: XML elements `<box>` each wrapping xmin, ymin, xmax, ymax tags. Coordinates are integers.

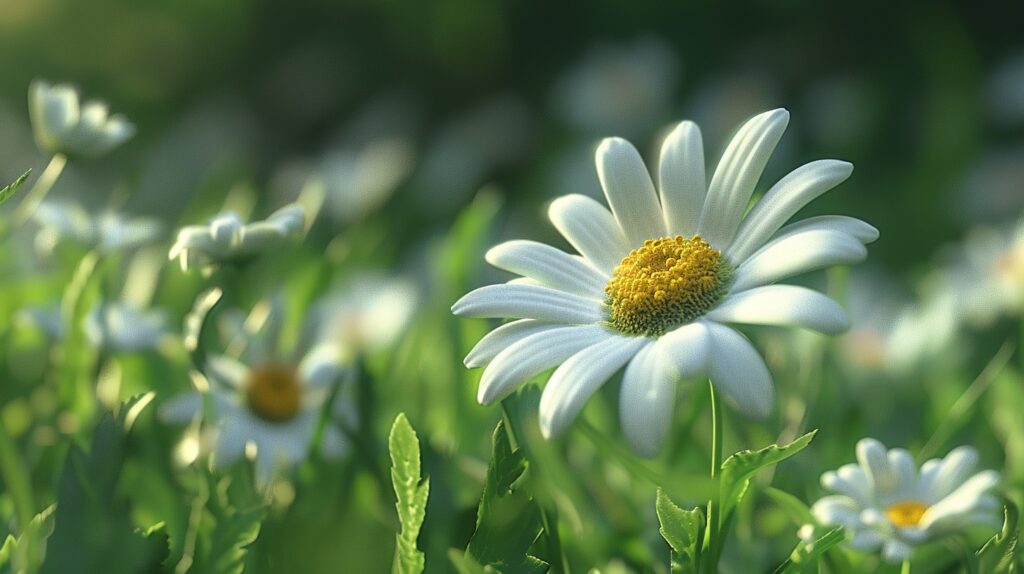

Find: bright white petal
<box><xmin>452</xmin><ymin>284</ymin><xmax>605</xmax><ymax>324</ymax></box>
<box><xmin>727</xmin><ymin>160</ymin><xmax>855</xmax><ymax>261</ymax></box>
<box><xmin>206</xmin><ymin>355</ymin><xmax>250</xmax><ymax>389</ymax></box>
<box><xmin>881</xmin><ymin>540</ymin><xmax>914</xmax><ymax>564</ymax></box>
<box><xmin>698</xmin><ymin>109</ymin><xmax>790</xmax><ymax>249</ymax></box>
<box><xmin>478</xmin><ymin>325</ymin><xmax>613</xmax><ymax>404</ymax></box>
<box><xmin>658</xmin><ymin>121</ymin><xmax>705</xmax><ymax>236</ymax></box>
<box><xmin>856</xmin><ymin>438</ymin><xmax>898</xmax><ymax>494</ymax></box>
<box><xmin>539</xmin><ymin>335</ymin><xmax>647</xmax><ymax>438</ymax></box>
<box><xmin>596</xmin><ymin>137</ymin><xmax>666</xmax><ymax>247</ymax></box>
<box><xmin>887</xmin><ymin>448</ymin><xmax>918</xmax><ymax>499</ymax></box>
<box><xmin>299</xmin><ymin>344</ymin><xmax>342</xmax><ymax>389</ymax></box>
<box><xmin>159</xmin><ymin>393</ymin><xmax>203</xmax><ymax>424</ymax></box>
<box><xmin>704</xmin><ymin>322</ymin><xmax>774</xmax><ymax>418</ymax></box>
<box><xmin>771</xmin><ymin>215</ymin><xmax>879</xmax><ymax>245</ymax></box>
<box><xmin>920</xmin><ymin>470</ymin><xmax>1000</xmax><ymax>531</ymax></box>
<box><xmin>811</xmin><ymin>495</ymin><xmax>860</xmax><ymax>527</ymax></box>
<box><xmin>821</xmin><ymin>463</ymin><xmax>873</xmax><ymax>506</ymax></box>
<box><xmin>920</xmin><ymin>446</ymin><xmax>979</xmax><ymax>501</ymax></box>
<box><xmin>730</xmin><ymin>230</ymin><xmax>867</xmax><ymax>292</ymax></box>
<box><xmin>486</xmin><ymin>240</ymin><xmax>607</xmax><ymax>298</ymax></box>
<box><xmin>653</xmin><ymin>322</ymin><xmax>710</xmax><ymax>380</ymax></box>
<box><xmin>619</xmin><ymin>342</ymin><xmax>675</xmax><ymax>457</ymax></box>
<box><xmin>464</xmin><ymin>319</ymin><xmax>560</xmax><ymax>368</ymax></box>
<box><xmin>848</xmin><ymin>529</ymin><xmax>885</xmax><ymax>551</ymax></box>
<box><xmin>707</xmin><ymin>286</ymin><xmax>849</xmax><ymax>335</ymax></box>
<box><xmin>548</xmin><ymin>194</ymin><xmax>630</xmax><ymax>273</ymax></box>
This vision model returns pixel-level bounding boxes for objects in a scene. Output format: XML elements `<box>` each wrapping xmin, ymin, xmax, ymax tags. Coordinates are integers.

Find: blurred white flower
<box><xmin>317</xmin><ymin>139</ymin><xmax>415</xmax><ymax>223</ymax></box>
<box><xmin>454</xmin><ymin>110</ymin><xmax>875</xmax><ymax>455</ymax></box>
<box><xmin>552</xmin><ymin>37</ymin><xmax>678</xmax><ymax>137</ymax></box>
<box><xmin>161</xmin><ymin>299</ymin><xmax>352</xmax><ymax>484</ymax></box>
<box><xmin>84</xmin><ymin>301</ymin><xmax>168</xmax><ymax>352</ymax></box>
<box><xmin>811</xmin><ymin>438</ymin><xmax>1000</xmax><ymax>563</ymax></box>
<box><xmin>309</xmin><ymin>274</ymin><xmax>417</xmax><ymax>357</ymax></box>
<box><xmin>939</xmin><ymin>219</ymin><xmax>1024</xmax><ymax>327</ymax></box>
<box><xmin>32</xmin><ymin>201</ymin><xmax>162</xmax><ymax>253</ymax></box>
<box><xmin>169</xmin><ymin>204</ymin><xmax>306</xmax><ymax>271</ymax></box>
<box><xmin>953</xmin><ymin>147</ymin><xmax>1024</xmax><ymax>224</ymax></box>
<box><xmin>16</xmin><ymin>305</ymin><xmax>65</xmax><ymax>340</ymax></box>
<box><xmin>29</xmin><ymin>80</ymin><xmax>135</xmax><ymax>158</ymax></box>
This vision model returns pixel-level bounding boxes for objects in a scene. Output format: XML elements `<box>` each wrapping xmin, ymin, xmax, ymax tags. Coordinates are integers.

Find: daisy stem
<box><xmin>901</xmin><ymin>559</ymin><xmax>911</xmax><ymax>574</ymax></box>
<box><xmin>0</xmin><ymin>420</ymin><xmax>33</xmax><ymax>536</ymax></box>
<box><xmin>702</xmin><ymin>380</ymin><xmax>723</xmax><ymax>572</ymax></box>
<box><xmin>11</xmin><ymin>154</ymin><xmax>67</xmax><ymax>226</ymax></box>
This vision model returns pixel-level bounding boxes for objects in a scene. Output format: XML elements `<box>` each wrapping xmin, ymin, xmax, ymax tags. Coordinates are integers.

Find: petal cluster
<box><xmin>811</xmin><ymin>438</ymin><xmax>1001</xmax><ymax>563</ymax></box>
<box><xmin>29</xmin><ymin>80</ymin><xmax>135</xmax><ymax>158</ymax></box>
<box><xmin>453</xmin><ymin>109</ymin><xmax>877</xmax><ymax>455</ymax></box>
<box><xmin>33</xmin><ymin>202</ymin><xmax>162</xmax><ymax>252</ymax></box>
<box><xmin>169</xmin><ymin>204</ymin><xmax>305</xmax><ymax>271</ymax></box>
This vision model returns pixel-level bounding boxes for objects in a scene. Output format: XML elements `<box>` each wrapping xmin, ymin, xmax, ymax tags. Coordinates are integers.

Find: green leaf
<box><xmin>0</xmin><ymin>505</ymin><xmax>55</xmax><ymax>574</ymax></box>
<box><xmin>976</xmin><ymin>504</ymin><xmax>1021</xmax><ymax>573</ymax></box>
<box><xmin>462</xmin><ymin>421</ymin><xmax>546</xmax><ymax>572</ymax></box>
<box><xmin>656</xmin><ymin>489</ymin><xmax>705</xmax><ymax>574</ymax></box>
<box><xmin>39</xmin><ymin>398</ymin><xmax>167</xmax><ymax>574</ymax></box>
<box><xmin>719</xmin><ymin>430</ymin><xmax>817</xmax><ymax>524</ymax></box>
<box><xmin>773</xmin><ymin>527</ymin><xmax>845</xmax><ymax>574</ymax></box>
<box><xmin>764</xmin><ymin>487</ymin><xmax>815</xmax><ymax>526</ymax></box>
<box><xmin>0</xmin><ymin>169</ymin><xmax>30</xmax><ymax>206</ymax></box>
<box><xmin>390</xmin><ymin>413</ymin><xmax>429</xmax><ymax>574</ymax></box>
<box><xmin>187</xmin><ymin>465</ymin><xmax>265</xmax><ymax>574</ymax></box>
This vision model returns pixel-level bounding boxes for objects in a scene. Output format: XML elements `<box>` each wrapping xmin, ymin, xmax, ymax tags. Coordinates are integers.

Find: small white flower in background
<box><xmin>32</xmin><ymin>201</ymin><xmax>162</xmax><ymax>253</ymax></box>
<box><xmin>29</xmin><ymin>80</ymin><xmax>135</xmax><ymax>158</ymax></box>
<box><xmin>317</xmin><ymin>139</ymin><xmax>415</xmax><ymax>223</ymax></box>
<box><xmin>810</xmin><ymin>438</ymin><xmax>1000</xmax><ymax>563</ymax></box>
<box><xmin>168</xmin><ymin>203</ymin><xmax>306</xmax><ymax>272</ymax></box>
<box><xmin>309</xmin><ymin>274</ymin><xmax>417</xmax><ymax>357</ymax></box>
<box><xmin>453</xmin><ymin>109</ymin><xmax>877</xmax><ymax>455</ymax></box>
<box><xmin>552</xmin><ymin>37</ymin><xmax>678</xmax><ymax>137</ymax></box>
<box><xmin>160</xmin><ymin>299</ymin><xmax>352</xmax><ymax>484</ymax></box>
<box><xmin>17</xmin><ymin>305</ymin><xmax>66</xmax><ymax>340</ymax></box>
<box><xmin>85</xmin><ymin>301</ymin><xmax>168</xmax><ymax>352</ymax></box>
<box><xmin>939</xmin><ymin>219</ymin><xmax>1024</xmax><ymax>327</ymax></box>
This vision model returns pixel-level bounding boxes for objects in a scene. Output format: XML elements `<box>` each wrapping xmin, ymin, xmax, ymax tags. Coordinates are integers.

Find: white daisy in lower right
<box><xmin>810</xmin><ymin>438</ymin><xmax>1001</xmax><ymax>563</ymax></box>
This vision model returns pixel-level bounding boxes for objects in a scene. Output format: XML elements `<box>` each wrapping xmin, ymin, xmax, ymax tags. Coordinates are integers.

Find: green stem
<box><xmin>12</xmin><ymin>154</ymin><xmax>67</xmax><ymax>226</ymax></box>
<box><xmin>0</xmin><ymin>420</ymin><xmax>33</xmax><ymax>533</ymax></box>
<box><xmin>702</xmin><ymin>380</ymin><xmax>724</xmax><ymax>574</ymax></box>
<box><xmin>901</xmin><ymin>559</ymin><xmax>911</xmax><ymax>574</ymax></box>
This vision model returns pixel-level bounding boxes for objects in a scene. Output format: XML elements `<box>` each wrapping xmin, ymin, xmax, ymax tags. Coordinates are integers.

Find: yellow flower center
<box><xmin>605</xmin><ymin>235</ymin><xmax>732</xmax><ymax>336</ymax></box>
<box><xmin>245</xmin><ymin>363</ymin><xmax>301</xmax><ymax>423</ymax></box>
<box><xmin>885</xmin><ymin>500</ymin><xmax>929</xmax><ymax>528</ymax></box>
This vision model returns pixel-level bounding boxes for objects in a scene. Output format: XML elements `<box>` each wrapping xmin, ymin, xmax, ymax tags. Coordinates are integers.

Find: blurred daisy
<box><xmin>317</xmin><ymin>139</ymin><xmax>415</xmax><ymax>223</ymax></box>
<box><xmin>552</xmin><ymin>38</ymin><xmax>678</xmax><ymax>137</ymax></box>
<box><xmin>29</xmin><ymin>80</ymin><xmax>135</xmax><ymax>158</ymax></box>
<box><xmin>32</xmin><ymin>201</ymin><xmax>162</xmax><ymax>253</ymax></box>
<box><xmin>940</xmin><ymin>218</ymin><xmax>1024</xmax><ymax>327</ymax></box>
<box><xmin>308</xmin><ymin>274</ymin><xmax>417</xmax><ymax>358</ymax></box>
<box><xmin>453</xmin><ymin>109</ymin><xmax>876</xmax><ymax>455</ymax></box>
<box><xmin>169</xmin><ymin>203</ymin><xmax>306</xmax><ymax>272</ymax></box>
<box><xmin>811</xmin><ymin>438</ymin><xmax>1000</xmax><ymax>563</ymax></box>
<box><xmin>161</xmin><ymin>299</ymin><xmax>351</xmax><ymax>483</ymax></box>
<box><xmin>85</xmin><ymin>301</ymin><xmax>168</xmax><ymax>352</ymax></box>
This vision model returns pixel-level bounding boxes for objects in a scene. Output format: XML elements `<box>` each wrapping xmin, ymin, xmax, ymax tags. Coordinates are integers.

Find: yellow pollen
<box><xmin>605</xmin><ymin>235</ymin><xmax>731</xmax><ymax>336</ymax></box>
<box><xmin>245</xmin><ymin>363</ymin><xmax>302</xmax><ymax>423</ymax></box>
<box><xmin>885</xmin><ymin>500</ymin><xmax>928</xmax><ymax>528</ymax></box>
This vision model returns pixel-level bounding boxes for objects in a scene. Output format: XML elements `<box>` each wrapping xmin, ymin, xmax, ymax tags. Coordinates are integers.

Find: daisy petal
<box><xmin>698</xmin><ymin>109</ymin><xmax>790</xmax><ymax>249</ymax></box>
<box><xmin>887</xmin><ymin>448</ymin><xmax>918</xmax><ymax>499</ymax></box>
<box><xmin>704</xmin><ymin>322</ymin><xmax>774</xmax><ymax>418</ymax></box>
<box><xmin>707</xmin><ymin>285</ymin><xmax>849</xmax><ymax>335</ymax></box>
<box><xmin>771</xmin><ymin>215</ymin><xmax>879</xmax><ymax>245</ymax></box>
<box><xmin>730</xmin><ymin>229</ymin><xmax>867</xmax><ymax>292</ymax></box>
<box><xmin>539</xmin><ymin>335</ymin><xmax>647</xmax><ymax>438</ymax></box>
<box><xmin>811</xmin><ymin>495</ymin><xmax>860</xmax><ymax>527</ymax></box>
<box><xmin>619</xmin><ymin>342</ymin><xmax>675</xmax><ymax>457</ymax></box>
<box><xmin>821</xmin><ymin>463</ymin><xmax>872</xmax><ymax>506</ymax></box>
<box><xmin>920</xmin><ymin>471</ymin><xmax>1000</xmax><ymax>530</ymax></box>
<box><xmin>206</xmin><ymin>355</ymin><xmax>250</xmax><ymax>389</ymax></box>
<box><xmin>596</xmin><ymin>137</ymin><xmax>666</xmax><ymax>247</ymax></box>
<box><xmin>451</xmin><ymin>284</ymin><xmax>605</xmax><ymax>324</ymax></box>
<box><xmin>486</xmin><ymin>240</ymin><xmax>607</xmax><ymax>298</ymax></box>
<box><xmin>856</xmin><ymin>438</ymin><xmax>898</xmax><ymax>493</ymax></box>
<box><xmin>548</xmin><ymin>194</ymin><xmax>630</xmax><ymax>273</ymax></box>
<box><xmin>464</xmin><ymin>319</ymin><xmax>560</xmax><ymax>368</ymax></box>
<box><xmin>654</xmin><ymin>322</ymin><xmax>710</xmax><ymax>380</ymax></box>
<box><xmin>727</xmin><ymin>159</ymin><xmax>855</xmax><ymax>262</ymax></box>
<box><xmin>658</xmin><ymin>121</ymin><xmax>705</xmax><ymax>236</ymax></box>
<box><xmin>159</xmin><ymin>393</ymin><xmax>203</xmax><ymax>424</ymax></box>
<box><xmin>881</xmin><ymin>540</ymin><xmax>913</xmax><ymax>564</ymax></box>
<box><xmin>921</xmin><ymin>446</ymin><xmax>979</xmax><ymax>500</ymax></box>
<box><xmin>299</xmin><ymin>344</ymin><xmax>342</xmax><ymax>389</ymax></box>
<box><xmin>478</xmin><ymin>325</ymin><xmax>613</xmax><ymax>404</ymax></box>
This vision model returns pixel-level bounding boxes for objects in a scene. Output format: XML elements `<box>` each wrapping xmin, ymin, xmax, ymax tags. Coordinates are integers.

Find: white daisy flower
<box><xmin>940</xmin><ymin>218</ymin><xmax>1024</xmax><ymax>327</ymax></box>
<box><xmin>160</xmin><ymin>301</ymin><xmax>351</xmax><ymax>484</ymax></box>
<box><xmin>84</xmin><ymin>301</ymin><xmax>168</xmax><ymax>352</ymax></box>
<box><xmin>168</xmin><ymin>203</ymin><xmax>306</xmax><ymax>272</ymax></box>
<box><xmin>307</xmin><ymin>274</ymin><xmax>417</xmax><ymax>358</ymax></box>
<box><xmin>29</xmin><ymin>80</ymin><xmax>135</xmax><ymax>159</ymax></box>
<box><xmin>811</xmin><ymin>438</ymin><xmax>1001</xmax><ymax>563</ymax></box>
<box><xmin>452</xmin><ymin>109</ymin><xmax>877</xmax><ymax>455</ymax></box>
<box><xmin>32</xmin><ymin>201</ymin><xmax>162</xmax><ymax>253</ymax></box>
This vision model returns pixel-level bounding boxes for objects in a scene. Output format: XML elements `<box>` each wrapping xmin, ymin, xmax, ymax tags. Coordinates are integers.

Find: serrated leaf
<box><xmin>0</xmin><ymin>169</ymin><xmax>30</xmax><ymax>206</ymax></box>
<box><xmin>0</xmin><ymin>505</ymin><xmax>55</xmax><ymax>574</ymax></box>
<box><xmin>976</xmin><ymin>504</ymin><xmax>1021</xmax><ymax>573</ymax></box>
<box><xmin>390</xmin><ymin>413</ymin><xmax>429</xmax><ymax>574</ymax></box>
<box><xmin>719</xmin><ymin>431</ymin><xmax>817</xmax><ymax>523</ymax></box>
<box><xmin>463</xmin><ymin>421</ymin><xmax>546</xmax><ymax>572</ymax></box>
<box><xmin>656</xmin><ymin>489</ymin><xmax>704</xmax><ymax>574</ymax></box>
<box><xmin>773</xmin><ymin>527</ymin><xmax>845</xmax><ymax>574</ymax></box>
<box><xmin>188</xmin><ymin>465</ymin><xmax>264</xmax><ymax>574</ymax></box>
<box><xmin>39</xmin><ymin>400</ymin><xmax>166</xmax><ymax>574</ymax></box>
